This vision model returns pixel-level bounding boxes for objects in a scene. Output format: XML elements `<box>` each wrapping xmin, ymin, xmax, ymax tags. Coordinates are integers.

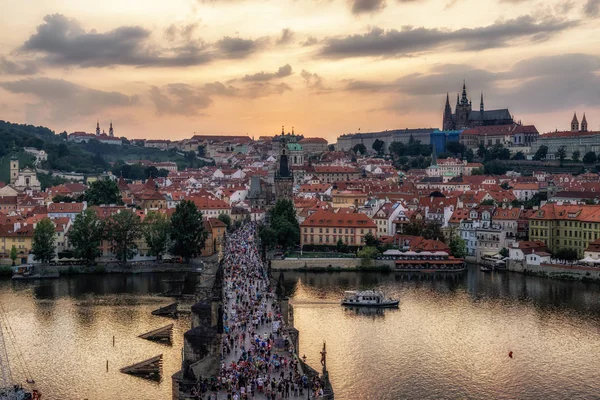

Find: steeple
<box><xmin>96</xmin><ymin>120</ymin><xmax>100</xmax><ymax>136</ymax></box>
<box><xmin>480</xmin><ymin>92</ymin><xmax>484</xmax><ymax>113</ymax></box>
<box><xmin>109</xmin><ymin>121</ymin><xmax>114</xmax><ymax>137</ymax></box>
<box><xmin>456</xmin><ymin>93</ymin><xmax>459</xmax><ymax>106</ymax></box>
<box><xmin>281</xmin><ymin>125</ymin><xmax>285</xmax><ymax>135</ymax></box>
<box><xmin>571</xmin><ymin>112</ymin><xmax>579</xmax><ymax>132</ymax></box>
<box><xmin>581</xmin><ymin>113</ymin><xmax>588</xmax><ymax>132</ymax></box>
<box><xmin>443</xmin><ymin>93</ymin><xmax>453</xmax><ymax>131</ymax></box>
<box><xmin>461</xmin><ymin>80</ymin><xmax>468</xmax><ymax>105</ymax></box>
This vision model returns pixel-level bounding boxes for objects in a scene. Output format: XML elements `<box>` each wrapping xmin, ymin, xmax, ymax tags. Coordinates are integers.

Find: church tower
<box><xmin>96</xmin><ymin>120</ymin><xmax>101</xmax><ymax>136</ymax></box>
<box><xmin>274</xmin><ymin>126</ymin><xmax>294</xmax><ymax>201</ymax></box>
<box><xmin>442</xmin><ymin>93</ymin><xmax>454</xmax><ymax>131</ymax></box>
<box><xmin>10</xmin><ymin>156</ymin><xmax>19</xmax><ymax>185</ymax></box>
<box><xmin>455</xmin><ymin>81</ymin><xmax>472</xmax><ymax>129</ymax></box>
<box><xmin>109</xmin><ymin>121</ymin><xmax>114</xmax><ymax>137</ymax></box>
<box><xmin>581</xmin><ymin>113</ymin><xmax>588</xmax><ymax>132</ymax></box>
<box><xmin>571</xmin><ymin>113</ymin><xmax>579</xmax><ymax>132</ymax></box>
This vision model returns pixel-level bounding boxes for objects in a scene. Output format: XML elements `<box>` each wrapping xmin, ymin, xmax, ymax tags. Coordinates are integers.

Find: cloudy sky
<box><xmin>1</xmin><ymin>0</ymin><xmax>599</xmax><ymax>142</ymax></box>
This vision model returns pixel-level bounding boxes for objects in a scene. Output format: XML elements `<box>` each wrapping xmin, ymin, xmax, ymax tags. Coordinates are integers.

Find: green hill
<box><xmin>0</xmin><ymin>120</ymin><xmax>197</xmax><ymax>182</ymax></box>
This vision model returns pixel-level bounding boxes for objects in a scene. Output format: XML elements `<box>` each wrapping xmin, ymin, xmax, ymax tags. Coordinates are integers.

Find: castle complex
<box><xmin>442</xmin><ymin>82</ymin><xmax>514</xmax><ymax>131</ymax></box>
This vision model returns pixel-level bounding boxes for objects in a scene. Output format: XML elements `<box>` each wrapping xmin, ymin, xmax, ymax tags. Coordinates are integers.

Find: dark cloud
<box><xmin>241</xmin><ymin>64</ymin><xmax>293</xmax><ymax>82</ymax></box>
<box><xmin>351</xmin><ymin>0</ymin><xmax>386</xmax><ymax>14</ymax></box>
<box><xmin>216</xmin><ymin>36</ymin><xmax>268</xmax><ymax>59</ymax></box>
<box><xmin>0</xmin><ymin>57</ymin><xmax>38</xmax><ymax>75</ymax></box>
<box><xmin>276</xmin><ymin>29</ymin><xmax>295</xmax><ymax>45</ymax></box>
<box><xmin>584</xmin><ymin>0</ymin><xmax>600</xmax><ymax>16</ymax></box>
<box><xmin>19</xmin><ymin>14</ymin><xmax>211</xmax><ymax>68</ymax></box>
<box><xmin>0</xmin><ymin>77</ymin><xmax>137</xmax><ymax>120</ymax></box>
<box><xmin>320</xmin><ymin>16</ymin><xmax>577</xmax><ymax>58</ymax></box>
<box><xmin>15</xmin><ymin>14</ymin><xmax>270</xmax><ymax>69</ymax></box>
<box><xmin>359</xmin><ymin>54</ymin><xmax>600</xmax><ymax>116</ymax></box>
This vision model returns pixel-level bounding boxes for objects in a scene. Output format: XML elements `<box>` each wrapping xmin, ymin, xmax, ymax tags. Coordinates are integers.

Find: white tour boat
<box><xmin>341</xmin><ymin>290</ymin><xmax>399</xmax><ymax>308</ymax></box>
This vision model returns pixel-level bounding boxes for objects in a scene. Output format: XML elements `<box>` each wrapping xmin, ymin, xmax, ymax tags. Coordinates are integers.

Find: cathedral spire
<box><xmin>480</xmin><ymin>92</ymin><xmax>484</xmax><ymax>113</ymax></box>
<box><xmin>443</xmin><ymin>93</ymin><xmax>453</xmax><ymax>131</ymax></box>
<box><xmin>456</xmin><ymin>93</ymin><xmax>459</xmax><ymax>106</ymax></box>
<box><xmin>461</xmin><ymin>80</ymin><xmax>468</xmax><ymax>104</ymax></box>
<box><xmin>96</xmin><ymin>120</ymin><xmax>100</xmax><ymax>136</ymax></box>
<box><xmin>109</xmin><ymin>120</ymin><xmax>114</xmax><ymax>137</ymax></box>
<box><xmin>571</xmin><ymin>112</ymin><xmax>579</xmax><ymax>132</ymax></box>
<box><xmin>581</xmin><ymin>113</ymin><xmax>588</xmax><ymax>132</ymax></box>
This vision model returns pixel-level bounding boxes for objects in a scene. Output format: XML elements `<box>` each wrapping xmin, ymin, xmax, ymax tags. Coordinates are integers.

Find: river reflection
<box><xmin>283</xmin><ymin>267</ymin><xmax>600</xmax><ymax>400</ymax></box>
<box><xmin>0</xmin><ymin>273</ymin><xmax>198</xmax><ymax>400</ymax></box>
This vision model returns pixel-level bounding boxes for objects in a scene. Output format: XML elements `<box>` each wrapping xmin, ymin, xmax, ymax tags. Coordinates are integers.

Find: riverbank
<box><xmin>507</xmin><ymin>259</ymin><xmax>600</xmax><ymax>282</ymax></box>
<box><xmin>5</xmin><ymin>258</ymin><xmax>217</xmax><ymax>277</ymax></box>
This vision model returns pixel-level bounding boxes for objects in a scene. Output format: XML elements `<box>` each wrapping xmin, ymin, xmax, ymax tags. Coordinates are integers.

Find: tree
<box><xmin>389</xmin><ymin>141</ymin><xmax>406</xmax><ymax>158</ymax></box>
<box><xmin>448</xmin><ymin>234</ymin><xmax>466</xmax><ymax>258</ymax></box>
<box><xmin>499</xmin><ymin>247</ymin><xmax>509</xmax><ymax>258</ymax></box>
<box><xmin>404</xmin><ymin>220</ymin><xmax>424</xmax><ymax>236</ymax></box>
<box><xmin>85</xmin><ymin>179</ymin><xmax>123</xmax><ymax>206</ymax></box>
<box><xmin>483</xmin><ymin>160</ymin><xmax>508</xmax><ymax>175</ymax></box>
<box><xmin>170</xmin><ymin>200</ymin><xmax>207</xmax><ymax>262</ymax></box>
<box><xmin>464</xmin><ymin>148</ymin><xmax>475</xmax><ymax>163</ymax></box>
<box><xmin>185</xmin><ymin>151</ymin><xmax>197</xmax><ymax>168</ymax></box>
<box><xmin>268</xmin><ymin>199</ymin><xmax>300</xmax><ymax>248</ymax></box>
<box><xmin>512</xmin><ymin>151</ymin><xmax>526</xmax><ymax>160</ymax></box>
<box><xmin>105</xmin><ymin>211</ymin><xmax>143</xmax><ymax>263</ymax></box>
<box><xmin>197</xmin><ymin>145</ymin><xmax>206</xmax><ymax>157</ymax></box>
<box><xmin>144</xmin><ymin>212</ymin><xmax>171</xmax><ymax>260</ymax></box>
<box><xmin>480</xmin><ymin>199</ymin><xmax>495</xmax><ymax>206</ymax></box>
<box><xmin>259</xmin><ymin>225</ymin><xmax>278</xmax><ymax>253</ymax></box>
<box><xmin>217</xmin><ymin>213</ymin><xmax>231</xmax><ymax>230</ymax></box>
<box><xmin>352</xmin><ymin>143</ymin><xmax>367</xmax><ymax>155</ymax></box>
<box><xmin>10</xmin><ymin>245</ymin><xmax>17</xmax><ymax>266</ymax></box>
<box><xmin>327</xmin><ymin>144</ymin><xmax>335</xmax><ymax>152</ymax></box>
<box><xmin>572</xmin><ymin>150</ymin><xmax>580</xmax><ymax>162</ymax></box>
<box><xmin>363</xmin><ymin>232</ymin><xmax>379</xmax><ymax>247</ymax></box>
<box><xmin>357</xmin><ymin>246</ymin><xmax>380</xmax><ymax>266</ymax></box>
<box><xmin>31</xmin><ymin>218</ymin><xmax>56</xmax><ymax>264</ymax></box>
<box><xmin>372</xmin><ymin>139</ymin><xmax>385</xmax><ymax>155</ymax></box>
<box><xmin>554</xmin><ymin>248</ymin><xmax>578</xmax><ymax>261</ymax></box>
<box><xmin>477</xmin><ymin>144</ymin><xmax>488</xmax><ymax>159</ymax></box>
<box><xmin>555</xmin><ymin>146</ymin><xmax>567</xmax><ymax>166</ymax></box>
<box><xmin>445</xmin><ymin>141</ymin><xmax>465</xmax><ymax>155</ymax></box>
<box><xmin>70</xmin><ymin>208</ymin><xmax>104</xmax><ymax>265</ymax></box>
<box><xmin>471</xmin><ymin>167</ymin><xmax>484</xmax><ymax>175</ymax></box>
<box><xmin>422</xmin><ymin>220</ymin><xmax>445</xmax><ymax>242</ymax></box>
<box><xmin>583</xmin><ymin>151</ymin><xmax>597</xmax><ymax>164</ymax></box>
<box><xmin>336</xmin><ymin>238</ymin><xmax>349</xmax><ymax>253</ymax></box>
<box><xmin>533</xmin><ymin>145</ymin><xmax>548</xmax><ymax>161</ymax></box>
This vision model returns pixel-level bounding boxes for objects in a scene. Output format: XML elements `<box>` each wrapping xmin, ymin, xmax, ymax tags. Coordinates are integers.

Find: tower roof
<box><xmin>572</xmin><ymin>112</ymin><xmax>579</xmax><ymax>124</ymax></box>
<box><xmin>582</xmin><ymin>113</ymin><xmax>587</xmax><ymax>123</ymax></box>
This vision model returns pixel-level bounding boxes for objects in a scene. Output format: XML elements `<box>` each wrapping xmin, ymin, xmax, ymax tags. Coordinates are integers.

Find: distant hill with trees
<box><xmin>0</xmin><ymin>120</ymin><xmax>203</xmax><ymax>183</ymax></box>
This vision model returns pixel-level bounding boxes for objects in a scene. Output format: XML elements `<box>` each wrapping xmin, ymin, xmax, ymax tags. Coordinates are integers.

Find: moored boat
<box><xmin>341</xmin><ymin>290</ymin><xmax>399</xmax><ymax>308</ymax></box>
<box><xmin>12</xmin><ymin>265</ymin><xmax>59</xmax><ymax>280</ymax></box>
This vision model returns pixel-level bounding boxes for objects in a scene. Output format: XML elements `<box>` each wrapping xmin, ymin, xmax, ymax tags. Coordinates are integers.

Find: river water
<box><xmin>0</xmin><ymin>268</ymin><xmax>599</xmax><ymax>399</ymax></box>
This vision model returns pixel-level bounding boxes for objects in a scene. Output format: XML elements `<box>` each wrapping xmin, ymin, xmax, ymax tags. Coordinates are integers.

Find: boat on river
<box><xmin>341</xmin><ymin>290</ymin><xmax>399</xmax><ymax>308</ymax></box>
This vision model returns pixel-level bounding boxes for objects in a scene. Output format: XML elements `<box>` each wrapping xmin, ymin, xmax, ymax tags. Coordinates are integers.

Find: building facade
<box><xmin>300</xmin><ymin>209</ymin><xmax>376</xmax><ymax>247</ymax></box>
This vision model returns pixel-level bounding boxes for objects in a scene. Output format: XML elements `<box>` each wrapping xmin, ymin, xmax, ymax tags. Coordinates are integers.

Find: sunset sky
<box><xmin>1</xmin><ymin>0</ymin><xmax>599</xmax><ymax>143</ymax></box>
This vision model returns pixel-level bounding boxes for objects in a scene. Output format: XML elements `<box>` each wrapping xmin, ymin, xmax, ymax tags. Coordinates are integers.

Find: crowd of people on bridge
<box><xmin>194</xmin><ymin>223</ymin><xmax>327</xmax><ymax>400</ymax></box>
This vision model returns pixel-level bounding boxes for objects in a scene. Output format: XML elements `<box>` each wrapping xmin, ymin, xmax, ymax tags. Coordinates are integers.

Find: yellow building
<box><xmin>331</xmin><ymin>190</ymin><xmax>368</xmax><ymax>208</ymax></box>
<box><xmin>202</xmin><ymin>218</ymin><xmax>227</xmax><ymax>256</ymax></box>
<box><xmin>300</xmin><ymin>209</ymin><xmax>376</xmax><ymax>247</ymax></box>
<box><xmin>529</xmin><ymin>203</ymin><xmax>600</xmax><ymax>257</ymax></box>
<box><xmin>0</xmin><ymin>224</ymin><xmax>34</xmax><ymax>264</ymax></box>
